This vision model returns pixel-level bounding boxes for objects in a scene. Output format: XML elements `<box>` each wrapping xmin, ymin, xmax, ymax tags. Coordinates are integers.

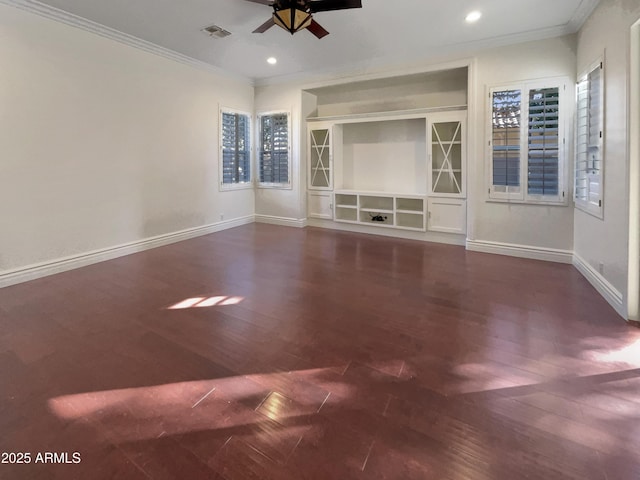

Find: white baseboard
<box><xmin>1</xmin><ymin>212</ymin><xmax>628</xmax><ymax>322</ymax></box>
<box><xmin>572</xmin><ymin>253</ymin><xmax>626</xmax><ymax>318</ymax></box>
<box><xmin>0</xmin><ymin>215</ymin><xmax>254</xmax><ymax>288</ymax></box>
<box><xmin>466</xmin><ymin>239</ymin><xmax>573</xmax><ymax>264</ymax></box>
<box><xmin>305</xmin><ymin>218</ymin><xmax>466</xmax><ymax>246</ymax></box>
<box><xmin>255</xmin><ymin>215</ymin><xmax>307</xmax><ymax>228</ymax></box>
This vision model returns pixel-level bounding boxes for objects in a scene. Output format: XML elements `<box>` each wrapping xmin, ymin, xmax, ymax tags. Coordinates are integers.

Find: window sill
<box><xmin>574</xmin><ymin>202</ymin><xmax>604</xmax><ymax>219</ymax></box>
<box><xmin>219</xmin><ymin>183</ymin><xmax>254</xmax><ymax>192</ymax></box>
<box><xmin>486</xmin><ymin>198</ymin><xmax>569</xmax><ymax>207</ymax></box>
<box><xmin>257</xmin><ymin>183</ymin><xmax>292</xmax><ymax>190</ymax></box>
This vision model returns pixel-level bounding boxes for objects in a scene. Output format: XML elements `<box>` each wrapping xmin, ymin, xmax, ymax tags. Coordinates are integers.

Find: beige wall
<box><xmin>469</xmin><ymin>35</ymin><xmax>577</xmax><ymax>250</ymax></box>
<box><xmin>574</xmin><ymin>0</ymin><xmax>640</xmax><ymax>314</ymax></box>
<box><xmin>0</xmin><ymin>4</ymin><xmax>254</xmax><ymax>273</ymax></box>
<box><xmin>254</xmin><ymin>85</ymin><xmax>306</xmax><ymax>220</ymax></box>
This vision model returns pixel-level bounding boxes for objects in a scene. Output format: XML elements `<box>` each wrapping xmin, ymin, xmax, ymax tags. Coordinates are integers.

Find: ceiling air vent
<box><xmin>201</xmin><ymin>24</ymin><xmax>231</xmax><ymax>39</ymax></box>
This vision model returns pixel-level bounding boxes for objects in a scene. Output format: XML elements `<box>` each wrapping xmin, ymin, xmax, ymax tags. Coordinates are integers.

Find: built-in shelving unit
<box><xmin>304</xmin><ymin>66</ymin><xmax>469</xmax><ymax>239</ymax></box>
<box><xmin>334</xmin><ymin>191</ymin><xmax>426</xmax><ymax>231</ymax></box>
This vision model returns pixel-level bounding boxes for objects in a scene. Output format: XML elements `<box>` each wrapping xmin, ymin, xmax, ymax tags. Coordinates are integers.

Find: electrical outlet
<box><xmin>598</xmin><ymin>262</ymin><xmax>604</xmax><ymax>274</ymax></box>
<box><xmin>220</xmin><ymin>214</ymin><xmax>224</xmax><ymax>221</ymax></box>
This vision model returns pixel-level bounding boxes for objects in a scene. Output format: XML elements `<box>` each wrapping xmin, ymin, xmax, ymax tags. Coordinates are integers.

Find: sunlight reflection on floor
<box><xmin>168</xmin><ymin>296</ymin><xmax>244</xmax><ymax>310</ymax></box>
<box><xmin>47</xmin><ymin>367</ymin><xmax>346</xmax><ymax>443</ymax></box>
<box><xmin>585</xmin><ymin>338</ymin><xmax>640</xmax><ymax>367</ymax></box>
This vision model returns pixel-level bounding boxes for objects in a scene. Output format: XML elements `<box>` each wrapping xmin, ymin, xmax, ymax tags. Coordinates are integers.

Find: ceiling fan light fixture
<box><xmin>273</xmin><ymin>7</ymin><xmax>313</xmax><ymax>34</ymax></box>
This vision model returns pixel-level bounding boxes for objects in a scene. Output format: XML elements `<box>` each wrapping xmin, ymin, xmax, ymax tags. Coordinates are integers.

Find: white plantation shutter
<box><xmin>259</xmin><ymin>112</ymin><xmax>290</xmax><ymax>186</ymax></box>
<box><xmin>491</xmin><ymin>89</ymin><xmax>522</xmax><ymax>198</ymax></box>
<box><xmin>575</xmin><ymin>61</ymin><xmax>604</xmax><ymax>216</ymax></box>
<box><xmin>527</xmin><ymin>87</ymin><xmax>560</xmax><ymax>197</ymax></box>
<box><xmin>221</xmin><ymin>111</ymin><xmax>251</xmax><ymax>186</ymax></box>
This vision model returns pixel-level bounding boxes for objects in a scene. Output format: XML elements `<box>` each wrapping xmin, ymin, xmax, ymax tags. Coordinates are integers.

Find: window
<box><xmin>488</xmin><ymin>78</ymin><xmax>568</xmax><ymax>203</ymax></box>
<box><xmin>491</xmin><ymin>89</ymin><xmax>522</xmax><ymax>195</ymax></box>
<box><xmin>258</xmin><ymin>112</ymin><xmax>290</xmax><ymax>187</ymax></box>
<box><xmin>527</xmin><ymin>87</ymin><xmax>560</xmax><ymax>197</ymax></box>
<box><xmin>575</xmin><ymin>59</ymin><xmax>604</xmax><ymax>217</ymax></box>
<box><xmin>220</xmin><ymin>109</ymin><xmax>251</xmax><ymax>188</ymax></box>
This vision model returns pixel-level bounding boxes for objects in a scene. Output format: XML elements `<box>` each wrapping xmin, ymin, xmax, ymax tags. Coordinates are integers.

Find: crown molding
<box><xmin>2</xmin><ymin>0</ymin><xmax>599</xmax><ymax>88</ymax></box>
<box><xmin>0</xmin><ymin>0</ymin><xmax>253</xmax><ymax>85</ymax></box>
<box><xmin>255</xmin><ymin>23</ymin><xmax>572</xmax><ymax>88</ymax></box>
<box><xmin>567</xmin><ymin>0</ymin><xmax>601</xmax><ymax>32</ymax></box>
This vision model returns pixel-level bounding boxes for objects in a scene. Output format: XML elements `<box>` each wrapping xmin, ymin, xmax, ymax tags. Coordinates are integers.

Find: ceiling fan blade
<box><xmin>253</xmin><ymin>17</ymin><xmax>276</xmax><ymax>33</ymax></box>
<box><xmin>307</xmin><ymin>19</ymin><xmax>329</xmax><ymax>38</ymax></box>
<box><xmin>244</xmin><ymin>0</ymin><xmax>273</xmax><ymax>5</ymax></box>
<box><xmin>308</xmin><ymin>0</ymin><xmax>362</xmax><ymax>12</ymax></box>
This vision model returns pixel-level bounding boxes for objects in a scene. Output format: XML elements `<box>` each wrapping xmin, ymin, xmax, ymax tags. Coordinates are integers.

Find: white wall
<box><xmin>630</xmin><ymin>20</ymin><xmax>640</xmax><ymax>321</ymax></box>
<box><xmin>574</xmin><ymin>0</ymin><xmax>640</xmax><ymax>315</ymax></box>
<box><xmin>0</xmin><ymin>4</ymin><xmax>254</xmax><ymax>274</ymax></box>
<box><xmin>254</xmin><ymin>85</ymin><xmax>305</xmax><ymax>221</ymax></box>
<box><xmin>469</xmin><ymin>35</ymin><xmax>577</xmax><ymax>251</ymax></box>
<box><xmin>341</xmin><ymin>120</ymin><xmax>427</xmax><ymax>194</ymax></box>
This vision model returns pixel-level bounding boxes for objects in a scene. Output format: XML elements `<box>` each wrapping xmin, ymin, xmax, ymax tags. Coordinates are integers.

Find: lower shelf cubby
<box><xmin>396</xmin><ymin>212</ymin><xmax>425</xmax><ymax>230</ymax></box>
<box><xmin>360</xmin><ymin>195</ymin><xmax>394</xmax><ymax>211</ymax></box>
<box><xmin>335</xmin><ymin>206</ymin><xmax>358</xmax><ymax>222</ymax></box>
<box><xmin>396</xmin><ymin>197</ymin><xmax>424</xmax><ymax>212</ymax></box>
<box><xmin>333</xmin><ymin>191</ymin><xmax>427</xmax><ymax>232</ymax></box>
<box><xmin>360</xmin><ymin>210</ymin><xmax>394</xmax><ymax>226</ymax></box>
<box><xmin>335</xmin><ymin>193</ymin><xmax>357</xmax><ymax>207</ymax></box>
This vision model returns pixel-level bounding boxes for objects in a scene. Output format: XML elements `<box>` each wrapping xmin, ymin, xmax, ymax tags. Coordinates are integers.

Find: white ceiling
<box><xmin>23</xmin><ymin>0</ymin><xmax>599</xmax><ymax>83</ymax></box>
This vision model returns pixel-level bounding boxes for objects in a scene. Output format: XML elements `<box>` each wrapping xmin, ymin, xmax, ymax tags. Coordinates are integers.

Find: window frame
<box><xmin>219</xmin><ymin>107</ymin><xmax>253</xmax><ymax>191</ymax></box>
<box><xmin>574</xmin><ymin>57</ymin><xmax>605</xmax><ymax>219</ymax></box>
<box><xmin>487</xmin><ymin>77</ymin><xmax>570</xmax><ymax>205</ymax></box>
<box><xmin>256</xmin><ymin>110</ymin><xmax>292</xmax><ymax>189</ymax></box>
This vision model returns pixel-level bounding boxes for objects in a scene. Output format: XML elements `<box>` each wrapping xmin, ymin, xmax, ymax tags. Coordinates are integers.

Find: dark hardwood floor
<box><xmin>1</xmin><ymin>224</ymin><xmax>639</xmax><ymax>479</ymax></box>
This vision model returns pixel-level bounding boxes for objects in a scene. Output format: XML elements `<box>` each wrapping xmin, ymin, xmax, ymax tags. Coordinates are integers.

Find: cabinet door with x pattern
<box><xmin>428</xmin><ymin>112</ymin><xmax>466</xmax><ymax>197</ymax></box>
<box><xmin>308</xmin><ymin>123</ymin><xmax>333</xmax><ymax>190</ymax></box>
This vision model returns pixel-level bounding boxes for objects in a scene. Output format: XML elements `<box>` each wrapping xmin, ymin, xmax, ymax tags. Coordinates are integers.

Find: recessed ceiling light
<box><xmin>267</xmin><ymin>57</ymin><xmax>277</xmax><ymax>65</ymax></box>
<box><xmin>465</xmin><ymin>11</ymin><xmax>482</xmax><ymax>23</ymax></box>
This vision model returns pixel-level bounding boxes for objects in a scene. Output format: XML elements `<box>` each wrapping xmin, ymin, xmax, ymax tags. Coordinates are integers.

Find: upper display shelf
<box><xmin>306</xmin><ymin>105</ymin><xmax>467</xmax><ymax>123</ymax></box>
<box><xmin>303</xmin><ymin>67</ymin><xmax>468</xmax><ymax>119</ymax></box>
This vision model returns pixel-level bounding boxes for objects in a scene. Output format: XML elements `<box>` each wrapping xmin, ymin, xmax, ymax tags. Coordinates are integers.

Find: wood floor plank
<box><xmin>0</xmin><ymin>224</ymin><xmax>637</xmax><ymax>479</ymax></box>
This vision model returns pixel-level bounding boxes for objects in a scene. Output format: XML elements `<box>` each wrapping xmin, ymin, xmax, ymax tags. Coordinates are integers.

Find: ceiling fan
<box><xmin>246</xmin><ymin>0</ymin><xmax>362</xmax><ymax>39</ymax></box>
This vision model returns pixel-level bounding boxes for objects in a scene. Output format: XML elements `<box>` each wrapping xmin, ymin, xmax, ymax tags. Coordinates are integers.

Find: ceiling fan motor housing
<box><xmin>272</xmin><ymin>1</ymin><xmax>313</xmax><ymax>34</ymax></box>
<box><xmin>249</xmin><ymin>0</ymin><xmax>361</xmax><ymax>38</ymax></box>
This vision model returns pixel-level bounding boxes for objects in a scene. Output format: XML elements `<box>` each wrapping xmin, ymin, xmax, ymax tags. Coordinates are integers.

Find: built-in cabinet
<box><xmin>427</xmin><ymin>197</ymin><xmax>467</xmax><ymax>234</ymax></box>
<box><xmin>308</xmin><ymin>124</ymin><xmax>333</xmax><ymax>190</ymax></box>
<box><xmin>334</xmin><ymin>192</ymin><xmax>426</xmax><ymax>231</ymax></box>
<box><xmin>308</xmin><ymin>122</ymin><xmax>337</xmax><ymax>219</ymax></box>
<box><xmin>308</xmin><ymin>191</ymin><xmax>333</xmax><ymax>219</ymax></box>
<box><xmin>428</xmin><ymin>112</ymin><xmax>466</xmax><ymax>197</ymax></box>
<box><xmin>307</xmin><ymin>108</ymin><xmax>467</xmax><ymax>237</ymax></box>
